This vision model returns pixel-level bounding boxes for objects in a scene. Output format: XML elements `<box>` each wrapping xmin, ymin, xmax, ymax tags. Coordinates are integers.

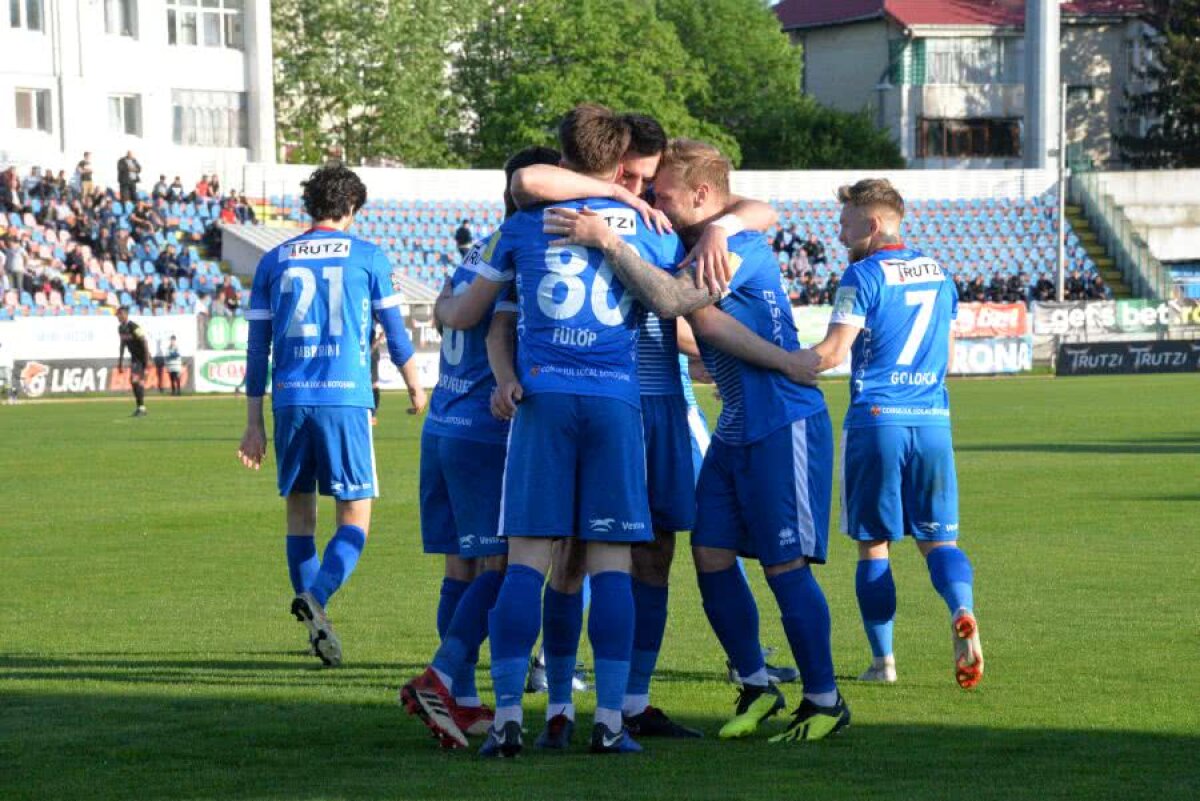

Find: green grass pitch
<box><xmin>2</xmin><ymin>374</ymin><xmax>1198</xmax><ymax>801</ymax></box>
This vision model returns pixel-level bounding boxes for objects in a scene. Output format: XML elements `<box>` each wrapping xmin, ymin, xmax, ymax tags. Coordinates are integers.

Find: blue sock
<box><xmin>432</xmin><ymin>570</ymin><xmax>503</xmax><ymax>700</ymax></box>
<box><xmin>488</xmin><ymin>563</ymin><xmax>545</xmax><ymax>709</ymax></box>
<box><xmin>588</xmin><ymin>571</ymin><xmax>635</xmax><ymax>715</ymax></box>
<box><xmin>436</xmin><ymin>577</ymin><xmax>470</xmax><ymax>640</ymax></box>
<box><xmin>768</xmin><ymin>566</ymin><xmax>837</xmax><ymax>696</ymax></box>
<box><xmin>285</xmin><ymin>535</ymin><xmax>319</xmax><ymax>594</ymax></box>
<box><xmin>926</xmin><ymin>546</ymin><xmax>975</xmax><ymax>615</ymax></box>
<box><xmin>542</xmin><ymin>586</ymin><xmax>584</xmax><ymax>707</ymax></box>
<box><xmin>307</xmin><ymin>525</ymin><xmax>366</xmax><ymax>608</ymax></box>
<box><xmin>697</xmin><ymin>565</ymin><xmax>764</xmax><ymax>680</ymax></box>
<box><xmin>856</xmin><ymin>559</ymin><xmax>896</xmax><ymax>658</ymax></box>
<box><xmin>627</xmin><ymin>580</ymin><xmax>668</xmax><ymax>697</ymax></box>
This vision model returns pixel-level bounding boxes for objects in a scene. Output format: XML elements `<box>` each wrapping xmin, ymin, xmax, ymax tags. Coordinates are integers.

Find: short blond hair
<box><xmin>836</xmin><ymin>178</ymin><xmax>905</xmax><ymax>218</ymax></box>
<box><xmin>660</xmin><ymin>139</ymin><xmax>731</xmax><ymax>201</ymax></box>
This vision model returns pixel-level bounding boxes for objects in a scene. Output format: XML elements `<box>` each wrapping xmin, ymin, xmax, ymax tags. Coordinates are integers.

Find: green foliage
<box><xmin>452</xmin><ymin>0</ymin><xmax>740</xmax><ymax>167</ymax></box>
<box><xmin>1118</xmin><ymin>0</ymin><xmax>1200</xmax><ymax>168</ymax></box>
<box><xmin>272</xmin><ymin>0</ymin><xmax>469</xmax><ymax>166</ymax></box>
<box><xmin>738</xmin><ymin>97</ymin><xmax>907</xmax><ymax>170</ymax></box>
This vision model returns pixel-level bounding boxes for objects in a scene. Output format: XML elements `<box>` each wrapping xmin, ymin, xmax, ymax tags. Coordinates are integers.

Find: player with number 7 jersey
<box><xmin>238</xmin><ymin>164</ymin><xmax>425</xmax><ymax>669</ymax></box>
<box><xmin>807</xmin><ymin>178</ymin><xmax>982</xmax><ymax>692</ymax></box>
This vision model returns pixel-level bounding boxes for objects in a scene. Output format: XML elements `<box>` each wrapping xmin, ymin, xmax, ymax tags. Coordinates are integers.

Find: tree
<box><xmin>273</xmin><ymin>0</ymin><xmax>470</xmax><ymax>166</ymax></box>
<box><xmin>657</xmin><ymin>0</ymin><xmax>903</xmax><ymax>168</ymax></box>
<box><xmin>1118</xmin><ymin>0</ymin><xmax>1200</xmax><ymax>168</ymax></box>
<box><xmin>452</xmin><ymin>0</ymin><xmax>741</xmax><ymax>167</ymax></box>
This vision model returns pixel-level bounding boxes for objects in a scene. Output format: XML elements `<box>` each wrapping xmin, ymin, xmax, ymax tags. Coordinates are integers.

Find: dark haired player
<box><xmin>116</xmin><ymin>306</ymin><xmax>149</xmax><ymax>416</ymax></box>
<box><xmin>237</xmin><ymin>164</ymin><xmax>427</xmax><ymax>667</ymax></box>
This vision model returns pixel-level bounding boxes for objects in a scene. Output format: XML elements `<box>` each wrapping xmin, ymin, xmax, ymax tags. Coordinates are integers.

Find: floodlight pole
<box><xmin>1056</xmin><ymin>82</ymin><xmax>1068</xmax><ymax>302</ymax></box>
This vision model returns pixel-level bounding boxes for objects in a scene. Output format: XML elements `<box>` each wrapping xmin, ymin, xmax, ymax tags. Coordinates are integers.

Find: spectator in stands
<box><xmin>801</xmin><ymin>273</ymin><xmax>822</xmax><ymax>305</ymax></box>
<box><xmin>1007</xmin><ymin>272</ymin><xmax>1028</xmax><ymax>304</ymax></box>
<box><xmin>1034</xmin><ymin>273</ymin><xmax>1055</xmax><ymax>302</ymax></box>
<box><xmin>22</xmin><ymin>167</ymin><xmax>43</xmax><ymax>198</ymax></box>
<box><xmin>231</xmin><ymin>191</ymin><xmax>257</xmax><ymax>224</ymax></box>
<box><xmin>136</xmin><ymin>275</ymin><xmax>155</xmax><ymax>308</ymax></box>
<box><xmin>167</xmin><ymin>176</ymin><xmax>185</xmax><ymax>202</ymax></box>
<box><xmin>110</xmin><ymin>229</ymin><xmax>134</xmax><ymax>264</ymax></box>
<box><xmin>117</xmin><ymin>151</ymin><xmax>141</xmax><ymax>202</ymax></box>
<box><xmin>152</xmin><ymin>175</ymin><xmax>169</xmax><ymax>200</ymax></box>
<box><xmin>194</xmin><ymin>175</ymin><xmax>212</xmax><ymax>200</ymax></box>
<box><xmin>773</xmin><ymin>225</ymin><xmax>798</xmax><ymax>256</ymax></box>
<box><xmin>63</xmin><ymin>242</ymin><xmax>86</xmax><ymax>283</ymax></box>
<box><xmin>176</xmin><ymin>245</ymin><xmax>194</xmax><ymax>279</ymax></box>
<box><xmin>1</xmin><ymin>169</ymin><xmax>26</xmax><ymax>214</ymax></box>
<box><xmin>76</xmin><ymin>152</ymin><xmax>94</xmax><ymax>199</ymax></box>
<box><xmin>968</xmin><ymin>274</ymin><xmax>988</xmax><ymax>302</ymax></box>
<box><xmin>216</xmin><ymin>275</ymin><xmax>240</xmax><ymax>317</ymax></box>
<box><xmin>208</xmin><ymin>174</ymin><xmax>221</xmax><ymax>198</ymax></box>
<box><xmin>129</xmin><ymin>201</ymin><xmax>156</xmax><ymax>242</ymax></box>
<box><xmin>802</xmin><ymin>233</ymin><xmax>826</xmax><ymax>267</ymax></box>
<box><xmin>454</xmin><ymin>219</ymin><xmax>473</xmax><ymax>258</ymax></box>
<box><xmin>988</xmin><ymin>272</ymin><xmax>1007</xmax><ymax>302</ymax></box>
<box><xmin>1066</xmin><ymin>269</ymin><xmax>1087</xmax><ymax>300</ymax></box>
<box><xmin>156</xmin><ymin>244</ymin><xmax>181</xmax><ymax>277</ymax></box>
<box><xmin>3</xmin><ymin>234</ymin><xmax>27</xmax><ymax>291</ymax></box>
<box><xmin>1088</xmin><ymin>275</ymin><xmax>1111</xmax><ymax>300</ymax></box>
<box><xmin>823</xmin><ymin>270</ymin><xmax>840</xmax><ymax>304</ymax></box>
<box><xmin>155</xmin><ymin>276</ymin><xmax>176</xmax><ymax>309</ymax></box>
<box><xmin>953</xmin><ymin>273</ymin><xmax>969</xmax><ymax>301</ymax></box>
<box><xmin>219</xmin><ymin>199</ymin><xmax>238</xmax><ymax>225</ymax></box>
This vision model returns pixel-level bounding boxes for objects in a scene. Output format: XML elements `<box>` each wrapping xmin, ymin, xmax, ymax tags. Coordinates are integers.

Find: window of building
<box><xmin>9</xmin><ymin>0</ymin><xmax>43</xmax><ymax>31</ymax></box>
<box><xmin>918</xmin><ymin>118</ymin><xmax>1022</xmax><ymax>159</ymax></box>
<box><xmin>108</xmin><ymin>94</ymin><xmax>141</xmax><ymax>136</ymax></box>
<box><xmin>924</xmin><ymin>37</ymin><xmax>1024</xmax><ymax>85</ymax></box>
<box><xmin>14</xmin><ymin>88</ymin><xmax>51</xmax><ymax>132</ymax></box>
<box><xmin>104</xmin><ymin>0</ymin><xmax>137</xmax><ymax>37</ymax></box>
<box><xmin>166</xmin><ymin>0</ymin><xmax>243</xmax><ymax>49</ymax></box>
<box><xmin>172</xmin><ymin>89</ymin><xmax>247</xmax><ymax>147</ymax></box>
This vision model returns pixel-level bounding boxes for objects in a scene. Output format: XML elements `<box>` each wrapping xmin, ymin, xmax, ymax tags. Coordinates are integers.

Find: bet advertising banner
<box><xmin>1032</xmin><ymin>300</ymin><xmax>1200</xmax><ymax>339</ymax></box>
<box><xmin>1056</xmin><ymin>340</ymin><xmax>1200</xmax><ymax>376</ymax></box>
<box><xmin>14</xmin><ymin>357</ymin><xmax>194</xmax><ymax>398</ymax></box>
<box><xmin>953</xmin><ymin>303</ymin><xmax>1028</xmax><ymax>339</ymax></box>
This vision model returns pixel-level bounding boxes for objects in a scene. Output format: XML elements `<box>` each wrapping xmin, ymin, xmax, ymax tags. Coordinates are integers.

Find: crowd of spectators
<box><xmin>1</xmin><ymin>152</ymin><xmax>258</xmax><ymax>317</ymax></box>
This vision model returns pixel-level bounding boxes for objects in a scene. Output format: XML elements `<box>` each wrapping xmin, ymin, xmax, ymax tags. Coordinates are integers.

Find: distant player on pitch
<box><xmin>116</xmin><ymin>306</ymin><xmax>150</xmax><ymax>417</ymax></box>
<box><xmin>802</xmin><ymin>178</ymin><xmax>983</xmax><ymax>689</ymax></box>
<box><xmin>237</xmin><ymin>164</ymin><xmax>427</xmax><ymax>667</ymax></box>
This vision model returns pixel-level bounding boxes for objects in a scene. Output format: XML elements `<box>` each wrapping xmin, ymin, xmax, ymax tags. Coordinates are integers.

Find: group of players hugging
<box><xmin>236</xmin><ymin>102</ymin><xmax>984</xmax><ymax>758</ymax></box>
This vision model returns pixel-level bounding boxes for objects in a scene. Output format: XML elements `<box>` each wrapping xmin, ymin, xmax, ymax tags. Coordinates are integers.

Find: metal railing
<box><xmin>1070</xmin><ymin>171</ymin><xmax>1172</xmax><ymax>300</ymax></box>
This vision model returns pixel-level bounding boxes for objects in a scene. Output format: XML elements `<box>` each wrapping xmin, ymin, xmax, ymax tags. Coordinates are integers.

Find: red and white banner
<box><xmin>953</xmin><ymin>303</ymin><xmax>1028</xmax><ymax>339</ymax></box>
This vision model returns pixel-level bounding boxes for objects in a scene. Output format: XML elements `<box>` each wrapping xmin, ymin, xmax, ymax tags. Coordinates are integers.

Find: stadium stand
<box><xmin>0</xmin><ymin>164</ymin><xmax>247</xmax><ymax>320</ymax></box>
<box><xmin>265</xmin><ymin>190</ymin><xmax>1102</xmax><ymax>306</ymax></box>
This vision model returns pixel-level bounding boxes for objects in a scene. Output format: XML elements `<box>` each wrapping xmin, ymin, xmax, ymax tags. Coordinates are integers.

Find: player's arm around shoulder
<box><xmin>434</xmin><ymin>234</ymin><xmax>509</xmax><ymax>330</ymax></box>
<box><xmin>809</xmin><ymin>263</ymin><xmax>872</xmax><ymax>374</ymax></box>
<box><xmin>677</xmin><ymin>195</ymin><xmax>778</xmax><ymax>295</ymax></box>
<box><xmin>543</xmin><ymin>207</ymin><xmax>716</xmax><ymax>319</ymax></box>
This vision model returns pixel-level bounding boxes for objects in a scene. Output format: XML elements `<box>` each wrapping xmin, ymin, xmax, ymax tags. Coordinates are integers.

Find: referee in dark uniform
<box><xmin>116</xmin><ymin>306</ymin><xmax>150</xmax><ymax>417</ymax></box>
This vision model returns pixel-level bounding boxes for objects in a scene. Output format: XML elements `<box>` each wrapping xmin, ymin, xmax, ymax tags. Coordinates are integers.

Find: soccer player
<box><xmin>236</xmin><ymin>164</ymin><xmax>426</xmax><ymax>667</ymax></box>
<box><xmin>546</xmin><ymin>138</ymin><xmax>850</xmax><ymax>744</ymax></box>
<box><xmin>398</xmin><ymin>145</ymin><xmax>562</xmax><ymax>750</ymax></box>
<box><xmin>508</xmin><ymin>113</ymin><xmax>792</xmax><ymax>742</ymax></box>
<box><xmin>116</xmin><ymin>306</ymin><xmax>150</xmax><ymax>417</ymax></box>
<box><xmin>801</xmin><ymin>178</ymin><xmax>983</xmax><ymax>689</ymax></box>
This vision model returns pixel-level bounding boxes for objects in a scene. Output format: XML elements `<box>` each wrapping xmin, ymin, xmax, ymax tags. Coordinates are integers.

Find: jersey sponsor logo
<box><xmin>880</xmin><ymin>257</ymin><xmax>944</xmax><ymax>286</ymax></box>
<box><xmin>597</xmin><ymin>208</ymin><xmax>638</xmax><ymax>235</ymax></box>
<box><xmin>287</xmin><ymin>239</ymin><xmax>351</xmax><ymax>260</ymax></box>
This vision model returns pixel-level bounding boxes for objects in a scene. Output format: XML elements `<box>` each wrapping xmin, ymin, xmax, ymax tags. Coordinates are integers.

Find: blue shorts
<box><xmin>692</xmin><ymin>411</ymin><xmax>833</xmax><ymax>566</ymax></box>
<box><xmin>840</xmin><ymin>425</ymin><xmax>960</xmax><ymax>542</ymax></box>
<box><xmin>420</xmin><ymin>430</ymin><xmax>506</xmax><ymax>558</ymax></box>
<box><xmin>274</xmin><ymin>405</ymin><xmax>377</xmax><ymax>501</ymax></box>
<box><xmin>641</xmin><ymin>394</ymin><xmax>695</xmax><ymax>532</ymax></box>
<box><xmin>687</xmin><ymin>404</ymin><xmax>711</xmax><ymax>485</ymax></box>
<box><xmin>502</xmin><ymin>393</ymin><xmax>652</xmax><ymax>543</ymax></box>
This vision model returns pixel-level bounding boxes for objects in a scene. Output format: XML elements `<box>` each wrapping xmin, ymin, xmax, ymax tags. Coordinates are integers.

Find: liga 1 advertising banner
<box><xmin>953</xmin><ymin>303</ymin><xmax>1028</xmax><ymax>338</ymax></box>
<box><xmin>1032</xmin><ymin>300</ymin><xmax>1200</xmax><ymax>339</ymax></box>
<box><xmin>14</xmin><ymin>358</ymin><xmax>194</xmax><ymax>398</ymax></box>
<box><xmin>1056</xmin><ymin>340</ymin><xmax>1200</xmax><ymax>376</ymax></box>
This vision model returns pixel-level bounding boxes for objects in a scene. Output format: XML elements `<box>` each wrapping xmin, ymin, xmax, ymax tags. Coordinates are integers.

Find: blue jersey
<box><xmin>247</xmin><ymin>227</ymin><xmax>414</xmax><ymax>409</ymax></box>
<box><xmin>487</xmin><ymin>198</ymin><xmax>685</xmax><ymax>408</ymax></box>
<box><xmin>680</xmin><ymin>355</ymin><xmax>699</xmax><ymax>409</ymax></box>
<box><xmin>637</xmin><ymin>313</ymin><xmax>683</xmax><ymax>396</ymax></box>
<box><xmin>699</xmin><ymin>232</ymin><xmax>825</xmax><ymax>445</ymax></box>
<box><xmin>424</xmin><ymin>232</ymin><xmax>516</xmax><ymax>444</ymax></box>
<box><xmin>830</xmin><ymin>244</ymin><xmax>956</xmax><ymax>428</ymax></box>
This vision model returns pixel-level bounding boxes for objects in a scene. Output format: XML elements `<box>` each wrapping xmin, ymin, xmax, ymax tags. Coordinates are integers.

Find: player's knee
<box><xmin>444</xmin><ymin>554</ymin><xmax>474</xmax><ymax>581</ymax></box>
<box><xmin>548</xmin><ymin>539</ymin><xmax>586</xmax><ymax>591</ymax></box>
<box><xmin>480</xmin><ymin>554</ymin><xmax>508</xmax><ymax>574</ymax></box>
<box><xmin>858</xmin><ymin>539</ymin><xmax>891</xmax><ymax>560</ymax></box>
<box><xmin>917</xmin><ymin>539</ymin><xmax>958</xmax><ymax>558</ymax></box>
<box><xmin>692</xmin><ymin>545</ymin><xmax>736</xmax><ymax>574</ymax></box>
<box><xmin>763</xmin><ymin>557</ymin><xmax>809</xmax><ymax>578</ymax></box>
<box><xmin>585</xmin><ymin>541</ymin><xmax>632</xmax><ymax>575</ymax></box>
<box><xmin>632</xmin><ymin>532</ymin><xmax>675</xmax><ymax>586</ymax></box>
<box><xmin>507</xmin><ymin>537</ymin><xmax>554</xmax><ymax>575</ymax></box>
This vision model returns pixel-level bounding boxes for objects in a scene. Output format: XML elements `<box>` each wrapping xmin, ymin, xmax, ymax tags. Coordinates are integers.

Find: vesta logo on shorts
<box><xmin>288</xmin><ymin>239</ymin><xmax>351</xmax><ymax>260</ymax></box>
